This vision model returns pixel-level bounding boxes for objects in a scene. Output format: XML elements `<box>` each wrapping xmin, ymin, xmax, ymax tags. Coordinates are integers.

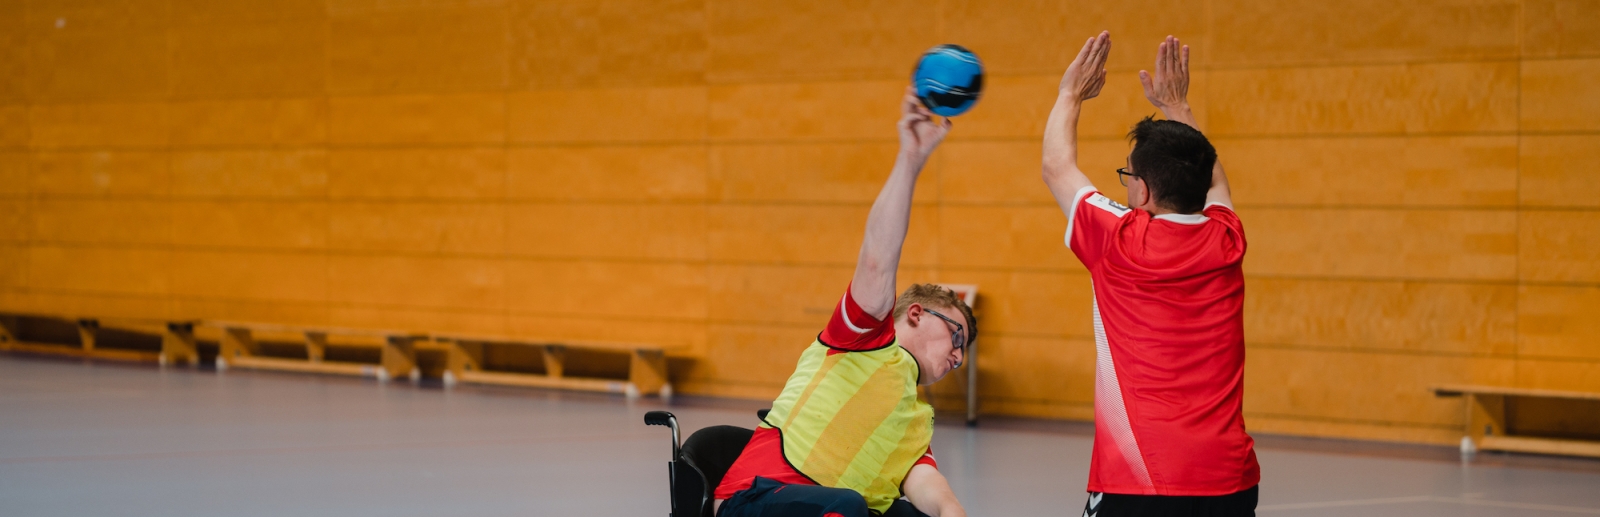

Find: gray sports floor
<box><xmin>2</xmin><ymin>355</ymin><xmax>1598</xmax><ymax>517</ymax></box>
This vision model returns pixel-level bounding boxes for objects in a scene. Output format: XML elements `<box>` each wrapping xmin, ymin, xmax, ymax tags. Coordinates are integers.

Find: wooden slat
<box><xmin>1433</xmin><ymin>384</ymin><xmax>1600</xmax><ymax>401</ymax></box>
<box><xmin>224</xmin><ymin>356</ymin><xmax>378</xmax><ymax>378</ymax></box>
<box><xmin>457</xmin><ymin>370</ymin><xmax>630</xmax><ymax>394</ymax></box>
<box><xmin>0</xmin><ymin>341</ymin><xmax>160</xmax><ymax>362</ymax></box>
<box><xmin>1480</xmin><ymin>435</ymin><xmax>1600</xmax><ymax>458</ymax></box>
<box><xmin>206</xmin><ymin>321</ymin><xmax>422</xmax><ymax>340</ymax></box>
<box><xmin>430</xmin><ymin>332</ymin><xmax>679</xmax><ymax>354</ymax></box>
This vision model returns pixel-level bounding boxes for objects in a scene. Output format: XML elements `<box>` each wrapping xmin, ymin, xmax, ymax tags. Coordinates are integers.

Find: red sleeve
<box><xmin>913</xmin><ymin>447</ymin><xmax>938</xmax><ymax>469</ymax></box>
<box><xmin>1067</xmin><ymin>187</ymin><xmax>1132</xmax><ymax>268</ymax></box>
<box><xmin>818</xmin><ymin>284</ymin><xmax>897</xmax><ymax>351</ymax></box>
<box><xmin>1203</xmin><ymin>202</ymin><xmax>1246</xmax><ymax>258</ymax></box>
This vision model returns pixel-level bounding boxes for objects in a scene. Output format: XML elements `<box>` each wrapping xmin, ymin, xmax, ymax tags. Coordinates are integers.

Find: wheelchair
<box><xmin>644</xmin><ymin>409</ymin><xmax>768</xmax><ymax>517</ymax></box>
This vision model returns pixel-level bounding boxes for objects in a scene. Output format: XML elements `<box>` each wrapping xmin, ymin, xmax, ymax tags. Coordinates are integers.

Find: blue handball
<box><xmin>912</xmin><ymin>44</ymin><xmax>984</xmax><ymax>117</ymax></box>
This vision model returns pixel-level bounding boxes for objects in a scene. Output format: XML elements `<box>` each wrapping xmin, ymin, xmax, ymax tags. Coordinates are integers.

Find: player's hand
<box><xmin>1059</xmin><ymin>31</ymin><xmax>1110</xmax><ymax>103</ymax></box>
<box><xmin>1139</xmin><ymin>35</ymin><xmax>1190</xmax><ymax>112</ymax></box>
<box><xmin>898</xmin><ymin>87</ymin><xmax>952</xmax><ymax>161</ymax></box>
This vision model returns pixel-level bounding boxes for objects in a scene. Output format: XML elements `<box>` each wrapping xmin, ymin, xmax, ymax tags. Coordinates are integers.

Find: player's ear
<box><xmin>904</xmin><ymin>303</ymin><xmax>922</xmax><ymax>325</ymax></box>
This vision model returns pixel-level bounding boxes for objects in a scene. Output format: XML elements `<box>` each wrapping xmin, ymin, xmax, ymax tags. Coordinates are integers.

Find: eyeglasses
<box><xmin>924</xmin><ymin>308</ymin><xmax>967</xmax><ymax>368</ymax></box>
<box><xmin>1116</xmin><ymin>167</ymin><xmax>1140</xmax><ymax>187</ymax></box>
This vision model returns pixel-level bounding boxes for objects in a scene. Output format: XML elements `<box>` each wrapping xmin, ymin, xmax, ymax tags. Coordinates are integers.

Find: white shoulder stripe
<box><xmin>1086</xmin><ymin>194</ymin><xmax>1131</xmax><ymax>218</ymax></box>
<box><xmin>1064</xmin><ymin>185</ymin><xmax>1098</xmax><ymax>250</ymax></box>
<box><xmin>839</xmin><ymin>295</ymin><xmax>870</xmax><ymax>334</ymax></box>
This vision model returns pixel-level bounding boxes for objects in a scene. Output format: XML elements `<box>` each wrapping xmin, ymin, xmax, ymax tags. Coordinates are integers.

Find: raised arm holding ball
<box><xmin>713</xmin><ymin>87</ymin><xmax>973</xmax><ymax>517</ymax></box>
<box><xmin>1044</xmin><ymin>32</ymin><xmax>1260</xmax><ymax>517</ymax></box>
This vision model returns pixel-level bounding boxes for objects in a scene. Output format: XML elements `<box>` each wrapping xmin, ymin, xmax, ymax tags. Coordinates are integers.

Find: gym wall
<box><xmin>0</xmin><ymin>0</ymin><xmax>1596</xmax><ymax>446</ymax></box>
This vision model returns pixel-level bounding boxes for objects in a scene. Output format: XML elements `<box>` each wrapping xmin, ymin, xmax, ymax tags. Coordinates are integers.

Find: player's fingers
<box><xmin>1158</xmin><ymin>40</ymin><xmax>1171</xmax><ymax>78</ymax></box>
<box><xmin>1180</xmin><ymin>45</ymin><xmax>1190</xmax><ymax>75</ymax></box>
<box><xmin>1071</xmin><ymin>36</ymin><xmax>1094</xmax><ymax>66</ymax></box>
<box><xmin>1139</xmin><ymin>70</ymin><xmax>1154</xmax><ymax>93</ymax></box>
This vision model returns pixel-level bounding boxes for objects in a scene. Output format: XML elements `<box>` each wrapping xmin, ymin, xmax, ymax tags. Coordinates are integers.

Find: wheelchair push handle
<box><xmin>644</xmin><ymin>410</ymin><xmax>682</xmax><ymax>461</ymax></box>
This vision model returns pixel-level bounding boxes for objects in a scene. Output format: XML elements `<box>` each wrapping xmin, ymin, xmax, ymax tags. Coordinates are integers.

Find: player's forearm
<box><xmin>1206</xmin><ymin>159</ymin><xmax>1233</xmax><ymax>207</ymax></box>
<box><xmin>1042</xmin><ymin>93</ymin><xmax>1094</xmax><ymax>208</ymax></box>
<box><xmin>1161</xmin><ymin>103</ymin><xmax>1198</xmax><ymax>128</ymax></box>
<box><xmin>903</xmin><ymin>465</ymin><xmax>966</xmax><ymax>517</ymax></box>
<box><xmin>851</xmin><ymin>154</ymin><xmax>923</xmax><ymax>318</ymax></box>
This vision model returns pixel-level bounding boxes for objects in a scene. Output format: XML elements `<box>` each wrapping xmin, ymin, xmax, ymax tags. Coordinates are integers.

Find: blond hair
<box><xmin>892</xmin><ymin>284</ymin><xmax>977</xmax><ymax>345</ymax></box>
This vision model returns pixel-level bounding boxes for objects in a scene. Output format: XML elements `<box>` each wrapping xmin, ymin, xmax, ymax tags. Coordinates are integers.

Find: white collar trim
<box><xmin>1152</xmin><ymin>212</ymin><xmax>1210</xmax><ymax>225</ymax></box>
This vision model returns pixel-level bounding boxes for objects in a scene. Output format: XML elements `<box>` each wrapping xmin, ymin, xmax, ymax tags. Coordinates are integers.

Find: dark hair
<box><xmin>1126</xmin><ymin>116</ymin><xmax>1216</xmax><ymax>214</ymax></box>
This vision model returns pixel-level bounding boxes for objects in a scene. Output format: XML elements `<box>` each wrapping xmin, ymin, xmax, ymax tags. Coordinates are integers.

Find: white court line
<box><xmin>1260</xmin><ymin>495</ymin><xmax>1600</xmax><ymax>515</ymax></box>
<box><xmin>1257</xmin><ymin>495</ymin><xmax>1433</xmax><ymax>511</ymax></box>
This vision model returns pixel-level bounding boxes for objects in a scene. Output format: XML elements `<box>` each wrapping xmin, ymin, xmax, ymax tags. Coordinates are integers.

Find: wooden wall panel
<box><xmin>944</xmin><ymin>0</ymin><xmax>1207</xmax><ymax>75</ymax></box>
<box><xmin>1521</xmin><ymin>58</ymin><xmax>1600</xmax><ymax>131</ymax></box>
<box><xmin>330</xmin><ymin>94</ymin><xmax>505</xmax><ymax>145</ymax></box>
<box><xmin>168</xmin><ymin>99</ymin><xmax>329</xmax><ymax>146</ymax></box>
<box><xmin>28</xmin><ymin>245</ymin><xmax>170</xmax><ymax>296</ymax></box>
<box><xmin>505</xmin><ymin>204</ymin><xmax>704</xmax><ymax>260</ymax></box>
<box><xmin>170</xmin><ymin>19</ymin><xmax>327</xmax><ymax>99</ymax></box>
<box><xmin>708</xmin><ymin>264</ymin><xmax>851</xmax><ymax>326</ymax></box>
<box><xmin>328</xmin><ymin>255</ymin><xmax>504</xmax><ymax>311</ymax></box>
<box><xmin>710</xmin><ymin>143</ymin><xmax>902</xmax><ymax>203</ymax></box>
<box><xmin>0</xmin><ymin>106</ymin><xmax>28</xmax><ymax>147</ymax></box>
<box><xmin>1245</xmin><ymin>347</ymin><xmax>1515</xmax><ymax>427</ymax></box>
<box><xmin>707</xmin><ymin>205</ymin><xmax>938</xmax><ymax>266</ymax></box>
<box><xmin>172</xmin><ymin>201</ymin><xmax>326</xmax><ymax>250</ymax></box>
<box><xmin>1519</xmin><ymin>211</ymin><xmax>1600</xmax><ymax>283</ymax></box>
<box><xmin>327</xmin><ymin>1</ymin><xmax>508</xmax><ymax>94</ymax></box>
<box><xmin>510</xmin><ymin>146</ymin><xmax>707</xmax><ymax>201</ymax></box>
<box><xmin>1</xmin><ymin>0</ymin><xmax>1596</xmax><ymax>449</ymax></box>
<box><xmin>0</xmin><ymin>200</ymin><xmax>28</xmax><ymax>242</ymax></box>
<box><xmin>169</xmin><ymin>250</ymin><xmax>327</xmax><ymax>303</ymax></box>
<box><xmin>709</xmin><ymin>81</ymin><xmax>902</xmax><ymax>141</ymax></box>
<box><xmin>0</xmin><ymin>5</ymin><xmax>25</xmax><ymax>103</ymax></box>
<box><xmin>1519</xmin><ymin>285</ymin><xmax>1600</xmax><ymax>361</ymax></box>
<box><xmin>939</xmin><ymin>205</ymin><xmax>1082</xmax><ymax>271</ymax></box>
<box><xmin>939</xmin><ymin>268</ymin><xmax>1095</xmax><ymax>339</ymax></box>
<box><xmin>1240</xmin><ymin>208</ymin><xmax>1518</xmax><ymax>281</ymax></box>
<box><xmin>1211</xmin><ymin>0</ymin><xmax>1519</xmax><ymax>66</ymax></box>
<box><xmin>509</xmin><ymin>87</ymin><xmax>706</xmax><ymax>143</ymax></box>
<box><xmin>1520</xmin><ymin>135</ymin><xmax>1600</xmax><ymax>208</ymax></box>
<box><xmin>511</xmin><ymin>0</ymin><xmax>707</xmax><ymax>89</ymax></box>
<box><xmin>1209</xmin><ymin>62</ymin><xmax>1518</xmax><ymax>136</ymax></box>
<box><xmin>1220</xmin><ymin>136</ymin><xmax>1519</xmax><ymax>207</ymax></box>
<box><xmin>980</xmin><ymin>336</ymin><xmax>1097</xmax><ymax>409</ymax></box>
<box><xmin>29</xmin><ymin>103</ymin><xmax>169</xmax><ymax>148</ymax></box>
<box><xmin>505</xmin><ymin>260</ymin><xmax>707</xmax><ymax>320</ymax></box>
<box><xmin>0</xmin><ymin>153</ymin><xmax>27</xmax><ymax>195</ymax></box>
<box><xmin>705</xmin><ymin>0</ymin><xmax>939</xmax><ymax>83</ymax></box>
<box><xmin>326</xmin><ymin>202</ymin><xmax>504</xmax><ymax>255</ymax></box>
<box><xmin>0</xmin><ymin>245</ymin><xmax>27</xmax><ymax>290</ymax></box>
<box><xmin>1524</xmin><ymin>0</ymin><xmax>1600</xmax><ymax>57</ymax></box>
<box><xmin>171</xmin><ymin>151</ymin><xmax>328</xmax><ymax>198</ymax></box>
<box><xmin>25</xmin><ymin>16</ymin><xmax>169</xmax><ymax>101</ymax></box>
<box><xmin>328</xmin><ymin>148</ymin><xmax>504</xmax><ymax>200</ymax></box>
<box><xmin>31</xmin><ymin>199</ymin><xmax>171</xmax><ymax>245</ymax></box>
<box><xmin>1245</xmin><ymin>277</ymin><xmax>1517</xmax><ymax>356</ymax></box>
<box><xmin>30</xmin><ymin>151</ymin><xmax>169</xmax><ymax>197</ymax></box>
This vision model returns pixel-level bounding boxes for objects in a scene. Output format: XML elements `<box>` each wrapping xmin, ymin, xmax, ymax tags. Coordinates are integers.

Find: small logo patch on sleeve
<box><xmin>1087</xmin><ymin>194</ymin><xmax>1131</xmax><ymax>217</ymax></box>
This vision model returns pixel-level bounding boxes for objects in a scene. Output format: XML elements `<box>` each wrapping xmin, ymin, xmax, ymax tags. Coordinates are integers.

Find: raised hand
<box><xmin>898</xmin><ymin>87</ymin><xmax>952</xmax><ymax>162</ymax></box>
<box><xmin>1059</xmin><ymin>31</ymin><xmax>1110</xmax><ymax>102</ymax></box>
<box><xmin>1139</xmin><ymin>35</ymin><xmax>1192</xmax><ymax>120</ymax></box>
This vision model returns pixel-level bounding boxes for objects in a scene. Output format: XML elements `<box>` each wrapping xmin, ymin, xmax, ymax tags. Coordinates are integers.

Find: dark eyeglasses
<box><xmin>924</xmin><ymin>308</ymin><xmax>967</xmax><ymax>368</ymax></box>
<box><xmin>1116</xmin><ymin>167</ymin><xmax>1140</xmax><ymax>187</ymax></box>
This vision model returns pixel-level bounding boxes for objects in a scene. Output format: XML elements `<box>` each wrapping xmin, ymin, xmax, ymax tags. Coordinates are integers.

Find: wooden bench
<box><xmin>434</xmin><ymin>332</ymin><xmax>677</xmax><ymax>398</ymax></box>
<box><xmin>0</xmin><ymin>312</ymin><xmax>200</xmax><ymax>366</ymax></box>
<box><xmin>207</xmin><ymin>321</ymin><xmax>432</xmax><ymax>381</ymax></box>
<box><xmin>1433</xmin><ymin>384</ymin><xmax>1600</xmax><ymax>458</ymax></box>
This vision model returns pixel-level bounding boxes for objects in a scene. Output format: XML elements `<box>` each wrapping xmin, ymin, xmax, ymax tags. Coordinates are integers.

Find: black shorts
<box><xmin>1081</xmin><ymin>486</ymin><xmax>1258</xmax><ymax>517</ymax></box>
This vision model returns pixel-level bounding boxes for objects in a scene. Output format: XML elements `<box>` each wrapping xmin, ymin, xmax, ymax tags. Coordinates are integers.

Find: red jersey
<box><xmin>1067</xmin><ymin>187</ymin><xmax>1260</xmax><ymax>496</ymax></box>
<box><xmin>714</xmin><ymin>287</ymin><xmax>938</xmax><ymax>500</ymax></box>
